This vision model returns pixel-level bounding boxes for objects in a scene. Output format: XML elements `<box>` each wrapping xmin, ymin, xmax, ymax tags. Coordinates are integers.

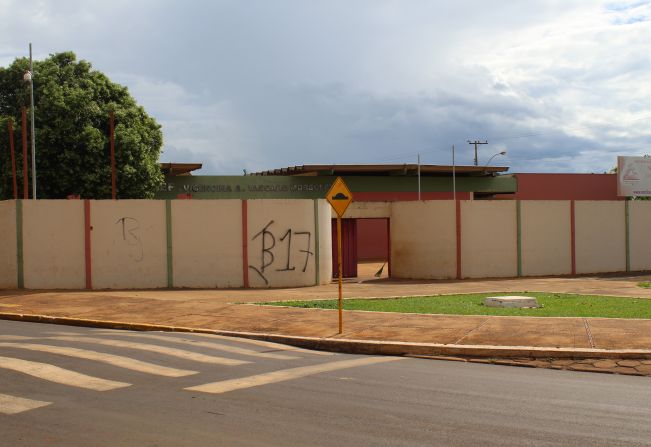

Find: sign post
<box><xmin>326</xmin><ymin>177</ymin><xmax>353</xmax><ymax>334</ymax></box>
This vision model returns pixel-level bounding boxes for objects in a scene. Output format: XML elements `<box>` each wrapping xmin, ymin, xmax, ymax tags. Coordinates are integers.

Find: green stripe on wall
<box><xmin>516</xmin><ymin>200</ymin><xmax>522</xmax><ymax>277</ymax></box>
<box><xmin>16</xmin><ymin>200</ymin><xmax>23</xmax><ymax>288</ymax></box>
<box><xmin>625</xmin><ymin>200</ymin><xmax>630</xmax><ymax>272</ymax></box>
<box><xmin>313</xmin><ymin>199</ymin><xmax>320</xmax><ymax>285</ymax></box>
<box><xmin>166</xmin><ymin>200</ymin><xmax>173</xmax><ymax>288</ymax></box>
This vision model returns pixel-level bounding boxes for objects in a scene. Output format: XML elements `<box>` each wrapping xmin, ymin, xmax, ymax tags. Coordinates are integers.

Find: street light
<box><xmin>23</xmin><ymin>43</ymin><xmax>36</xmax><ymax>199</ymax></box>
<box><xmin>482</xmin><ymin>151</ymin><xmax>507</xmax><ymax>174</ymax></box>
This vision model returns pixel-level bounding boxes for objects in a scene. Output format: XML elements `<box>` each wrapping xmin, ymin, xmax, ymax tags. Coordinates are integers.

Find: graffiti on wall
<box><xmin>248</xmin><ymin>220</ymin><xmax>313</xmax><ymax>285</ymax></box>
<box><xmin>115</xmin><ymin>217</ymin><xmax>144</xmax><ymax>262</ymax></box>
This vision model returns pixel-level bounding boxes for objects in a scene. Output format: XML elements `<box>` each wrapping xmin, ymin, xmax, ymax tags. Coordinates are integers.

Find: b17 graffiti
<box><xmin>248</xmin><ymin>220</ymin><xmax>313</xmax><ymax>285</ymax></box>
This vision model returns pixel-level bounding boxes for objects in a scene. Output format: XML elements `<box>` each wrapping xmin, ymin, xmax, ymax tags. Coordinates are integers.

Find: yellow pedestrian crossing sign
<box><xmin>326</xmin><ymin>177</ymin><xmax>353</xmax><ymax>217</ymax></box>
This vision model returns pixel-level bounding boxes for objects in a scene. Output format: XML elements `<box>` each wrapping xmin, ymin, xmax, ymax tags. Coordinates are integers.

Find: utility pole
<box><xmin>28</xmin><ymin>43</ymin><xmax>36</xmax><ymax>199</ymax></box>
<box><xmin>452</xmin><ymin>145</ymin><xmax>456</xmax><ymax>202</ymax></box>
<box><xmin>467</xmin><ymin>140</ymin><xmax>488</xmax><ymax>166</ymax></box>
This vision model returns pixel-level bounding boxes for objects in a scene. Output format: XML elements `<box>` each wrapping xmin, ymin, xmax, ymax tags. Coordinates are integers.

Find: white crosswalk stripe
<box><xmin>0</xmin><ymin>356</ymin><xmax>130</xmax><ymax>391</ymax></box>
<box><xmin>91</xmin><ymin>331</ymin><xmax>298</xmax><ymax>360</ymax></box>
<box><xmin>0</xmin><ymin>393</ymin><xmax>51</xmax><ymax>415</ymax></box>
<box><xmin>0</xmin><ymin>335</ymin><xmax>37</xmax><ymax>341</ymax></box>
<box><xmin>190</xmin><ymin>332</ymin><xmax>335</xmax><ymax>356</ymax></box>
<box><xmin>50</xmin><ymin>336</ymin><xmax>250</xmax><ymax>366</ymax></box>
<box><xmin>0</xmin><ymin>342</ymin><xmax>197</xmax><ymax>377</ymax></box>
<box><xmin>185</xmin><ymin>356</ymin><xmax>402</xmax><ymax>394</ymax></box>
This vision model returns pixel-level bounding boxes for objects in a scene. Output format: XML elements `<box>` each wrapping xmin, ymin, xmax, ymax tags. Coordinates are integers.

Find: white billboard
<box><xmin>618</xmin><ymin>156</ymin><xmax>651</xmax><ymax>197</ymax></box>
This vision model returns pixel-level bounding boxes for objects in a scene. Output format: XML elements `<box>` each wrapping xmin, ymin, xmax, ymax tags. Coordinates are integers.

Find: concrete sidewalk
<box><xmin>1</xmin><ymin>274</ymin><xmax>651</xmax><ymax>375</ymax></box>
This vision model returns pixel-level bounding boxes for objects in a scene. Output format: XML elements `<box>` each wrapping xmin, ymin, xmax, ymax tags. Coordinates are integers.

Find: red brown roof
<box><xmin>251</xmin><ymin>164</ymin><xmax>508</xmax><ymax>177</ymax></box>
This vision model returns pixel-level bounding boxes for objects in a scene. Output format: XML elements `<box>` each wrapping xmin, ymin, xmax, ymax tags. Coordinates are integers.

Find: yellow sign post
<box><xmin>326</xmin><ymin>177</ymin><xmax>353</xmax><ymax>334</ymax></box>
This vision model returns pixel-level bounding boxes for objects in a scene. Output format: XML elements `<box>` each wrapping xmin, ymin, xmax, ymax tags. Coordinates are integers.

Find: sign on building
<box><xmin>617</xmin><ymin>156</ymin><xmax>651</xmax><ymax>197</ymax></box>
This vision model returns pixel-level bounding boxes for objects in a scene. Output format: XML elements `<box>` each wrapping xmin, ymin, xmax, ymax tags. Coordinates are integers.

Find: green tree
<box><xmin>0</xmin><ymin>51</ymin><xmax>163</xmax><ymax>199</ymax></box>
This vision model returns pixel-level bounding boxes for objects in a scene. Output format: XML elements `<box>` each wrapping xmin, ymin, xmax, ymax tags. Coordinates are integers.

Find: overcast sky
<box><xmin>1</xmin><ymin>0</ymin><xmax>650</xmax><ymax>174</ymax></box>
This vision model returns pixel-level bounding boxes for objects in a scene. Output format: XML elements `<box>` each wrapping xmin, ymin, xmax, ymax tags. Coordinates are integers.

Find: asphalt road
<box><xmin>1</xmin><ymin>320</ymin><xmax>650</xmax><ymax>447</ymax></box>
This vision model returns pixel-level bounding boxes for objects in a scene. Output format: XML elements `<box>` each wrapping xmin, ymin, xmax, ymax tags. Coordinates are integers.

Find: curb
<box><xmin>2</xmin><ymin>312</ymin><xmax>651</xmax><ymax>360</ymax></box>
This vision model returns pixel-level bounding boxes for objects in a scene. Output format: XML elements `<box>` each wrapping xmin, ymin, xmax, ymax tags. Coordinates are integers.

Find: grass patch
<box><xmin>265</xmin><ymin>292</ymin><xmax>651</xmax><ymax>319</ymax></box>
<box><xmin>638</xmin><ymin>282</ymin><xmax>651</xmax><ymax>289</ymax></box>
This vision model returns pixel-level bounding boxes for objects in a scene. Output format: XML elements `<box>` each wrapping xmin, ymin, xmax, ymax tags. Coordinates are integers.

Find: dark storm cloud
<box><xmin>1</xmin><ymin>0</ymin><xmax>649</xmax><ymax>174</ymax></box>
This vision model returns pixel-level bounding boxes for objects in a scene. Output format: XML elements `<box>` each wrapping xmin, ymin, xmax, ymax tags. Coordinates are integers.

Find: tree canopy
<box><xmin>0</xmin><ymin>51</ymin><xmax>163</xmax><ymax>199</ymax></box>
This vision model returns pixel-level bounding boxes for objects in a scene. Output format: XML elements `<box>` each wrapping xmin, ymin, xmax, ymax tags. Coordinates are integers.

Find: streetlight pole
<box><xmin>484</xmin><ymin>151</ymin><xmax>507</xmax><ymax>169</ymax></box>
<box><xmin>417</xmin><ymin>153</ymin><xmax>421</xmax><ymax>200</ymax></box>
<box><xmin>26</xmin><ymin>43</ymin><xmax>36</xmax><ymax>199</ymax></box>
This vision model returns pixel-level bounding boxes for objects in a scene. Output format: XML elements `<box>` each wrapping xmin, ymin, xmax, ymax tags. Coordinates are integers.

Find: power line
<box><xmin>369</xmin><ymin>113</ymin><xmax>651</xmax><ymax>165</ymax></box>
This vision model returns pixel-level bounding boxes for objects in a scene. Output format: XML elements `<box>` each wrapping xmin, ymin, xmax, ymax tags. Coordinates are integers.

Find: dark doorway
<box><xmin>356</xmin><ymin>218</ymin><xmax>390</xmax><ymax>279</ymax></box>
<box><xmin>332</xmin><ymin>218</ymin><xmax>390</xmax><ymax>279</ymax></box>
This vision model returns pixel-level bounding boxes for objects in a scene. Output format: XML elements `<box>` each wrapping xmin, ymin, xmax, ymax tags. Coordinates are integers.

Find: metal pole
<box><xmin>8</xmin><ymin>118</ymin><xmax>18</xmax><ymax>200</ymax></box>
<box><xmin>110</xmin><ymin>111</ymin><xmax>116</xmax><ymax>199</ymax></box>
<box><xmin>452</xmin><ymin>145</ymin><xmax>456</xmax><ymax>202</ymax></box>
<box><xmin>417</xmin><ymin>153</ymin><xmax>421</xmax><ymax>200</ymax></box>
<box><xmin>337</xmin><ymin>215</ymin><xmax>343</xmax><ymax>334</ymax></box>
<box><xmin>29</xmin><ymin>43</ymin><xmax>36</xmax><ymax>199</ymax></box>
<box><xmin>21</xmin><ymin>107</ymin><xmax>28</xmax><ymax>199</ymax></box>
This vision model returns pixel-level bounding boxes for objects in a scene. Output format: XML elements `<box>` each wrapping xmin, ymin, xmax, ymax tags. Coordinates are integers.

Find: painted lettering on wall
<box><xmin>159</xmin><ymin>183</ymin><xmax>329</xmax><ymax>195</ymax></box>
<box><xmin>115</xmin><ymin>217</ymin><xmax>144</xmax><ymax>262</ymax></box>
<box><xmin>248</xmin><ymin>220</ymin><xmax>313</xmax><ymax>285</ymax></box>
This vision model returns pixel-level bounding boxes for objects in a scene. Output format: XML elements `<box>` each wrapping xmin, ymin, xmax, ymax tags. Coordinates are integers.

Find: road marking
<box><xmin>52</xmin><ymin>330</ymin><xmax>332</xmax><ymax>356</ymax></box>
<box><xmin>0</xmin><ymin>356</ymin><xmax>130</xmax><ymax>391</ymax></box>
<box><xmin>0</xmin><ymin>342</ymin><xmax>197</xmax><ymax>377</ymax></box>
<box><xmin>0</xmin><ymin>393</ymin><xmax>51</xmax><ymax>414</ymax></box>
<box><xmin>0</xmin><ymin>335</ymin><xmax>37</xmax><ymax>341</ymax></box>
<box><xmin>191</xmin><ymin>333</ymin><xmax>335</xmax><ymax>356</ymax></box>
<box><xmin>51</xmin><ymin>336</ymin><xmax>250</xmax><ymax>366</ymax></box>
<box><xmin>185</xmin><ymin>356</ymin><xmax>402</xmax><ymax>394</ymax></box>
<box><xmin>92</xmin><ymin>331</ymin><xmax>297</xmax><ymax>360</ymax></box>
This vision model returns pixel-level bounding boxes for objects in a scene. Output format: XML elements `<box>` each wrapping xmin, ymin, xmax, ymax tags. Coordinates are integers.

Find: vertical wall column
<box><xmin>625</xmin><ymin>200</ymin><xmax>631</xmax><ymax>272</ymax></box>
<box><xmin>166</xmin><ymin>200</ymin><xmax>173</xmax><ymax>288</ymax></box>
<box><xmin>313</xmin><ymin>199</ymin><xmax>320</xmax><ymax>286</ymax></box>
<box><xmin>386</xmin><ymin>218</ymin><xmax>392</xmax><ymax>277</ymax></box>
<box><xmin>241</xmin><ymin>200</ymin><xmax>249</xmax><ymax>288</ymax></box>
<box><xmin>570</xmin><ymin>200</ymin><xmax>576</xmax><ymax>275</ymax></box>
<box><xmin>455</xmin><ymin>199</ymin><xmax>462</xmax><ymax>280</ymax></box>
<box><xmin>516</xmin><ymin>200</ymin><xmax>522</xmax><ymax>277</ymax></box>
<box><xmin>16</xmin><ymin>200</ymin><xmax>23</xmax><ymax>289</ymax></box>
<box><xmin>84</xmin><ymin>200</ymin><xmax>92</xmax><ymax>289</ymax></box>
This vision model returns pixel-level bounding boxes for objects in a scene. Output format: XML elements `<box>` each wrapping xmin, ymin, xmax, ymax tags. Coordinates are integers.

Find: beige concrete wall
<box><xmin>391</xmin><ymin>201</ymin><xmax>456</xmax><ymax>279</ymax></box>
<box><xmin>316</xmin><ymin>199</ymin><xmax>333</xmax><ymax>284</ymax></box>
<box><xmin>520</xmin><ymin>201</ymin><xmax>572</xmax><ymax>276</ymax></box>
<box><xmin>0</xmin><ymin>201</ymin><xmax>17</xmax><ymax>289</ymax></box>
<box><xmin>461</xmin><ymin>201</ymin><xmax>517</xmax><ymax>278</ymax></box>
<box><xmin>344</xmin><ymin>201</ymin><xmax>391</xmax><ymax>219</ymax></box>
<box><xmin>22</xmin><ymin>200</ymin><xmax>85</xmax><ymax>289</ymax></box>
<box><xmin>9</xmin><ymin>198</ymin><xmax>645</xmax><ymax>290</ymax></box>
<box><xmin>629</xmin><ymin>201</ymin><xmax>651</xmax><ymax>271</ymax></box>
<box><xmin>247</xmin><ymin>199</ymin><xmax>317</xmax><ymax>287</ymax></box>
<box><xmin>171</xmin><ymin>200</ymin><xmax>243</xmax><ymax>288</ymax></box>
<box><xmin>91</xmin><ymin>200</ymin><xmax>167</xmax><ymax>289</ymax></box>
<box><xmin>575</xmin><ymin>201</ymin><xmax>626</xmax><ymax>274</ymax></box>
